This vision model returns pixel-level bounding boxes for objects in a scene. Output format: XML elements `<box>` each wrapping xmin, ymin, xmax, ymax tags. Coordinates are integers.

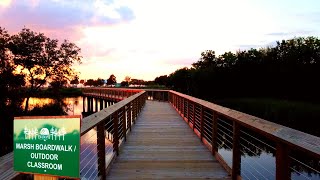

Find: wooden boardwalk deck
<box><xmin>106</xmin><ymin>101</ymin><xmax>230</xmax><ymax>179</ymax></box>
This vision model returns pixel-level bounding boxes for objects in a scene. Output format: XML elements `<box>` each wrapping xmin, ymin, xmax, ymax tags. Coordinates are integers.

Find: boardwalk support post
<box><xmin>128</xmin><ymin>103</ymin><xmax>132</xmax><ymax>131</ymax></box>
<box><xmin>113</xmin><ymin>111</ymin><xmax>119</xmax><ymax>156</ymax></box>
<box><xmin>123</xmin><ymin>107</ymin><xmax>127</xmax><ymax>142</ymax></box>
<box><xmin>276</xmin><ymin>142</ymin><xmax>290</xmax><ymax>180</ymax></box>
<box><xmin>232</xmin><ymin>122</ymin><xmax>241</xmax><ymax>180</ymax></box>
<box><xmin>97</xmin><ymin>122</ymin><xmax>106</xmax><ymax>179</ymax></box>
<box><xmin>200</xmin><ymin>105</ymin><xmax>204</xmax><ymax>142</ymax></box>
<box><xmin>211</xmin><ymin>111</ymin><xmax>218</xmax><ymax>155</ymax></box>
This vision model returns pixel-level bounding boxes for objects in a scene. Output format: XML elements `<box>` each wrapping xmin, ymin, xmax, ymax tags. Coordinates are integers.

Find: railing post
<box><xmin>113</xmin><ymin>111</ymin><xmax>119</xmax><ymax>156</ymax></box>
<box><xmin>95</xmin><ymin>98</ymin><xmax>98</xmax><ymax>112</ymax></box>
<box><xmin>232</xmin><ymin>122</ymin><xmax>241</xmax><ymax>180</ymax></box>
<box><xmin>90</xmin><ymin>98</ymin><xmax>94</xmax><ymax>112</ymax></box>
<box><xmin>122</xmin><ymin>107</ymin><xmax>127</xmax><ymax>142</ymax></box>
<box><xmin>182</xmin><ymin>98</ymin><xmax>185</xmax><ymax>118</ymax></box>
<box><xmin>128</xmin><ymin>103</ymin><xmax>132</xmax><ymax>131</ymax></box>
<box><xmin>276</xmin><ymin>142</ymin><xmax>290</xmax><ymax>180</ymax></box>
<box><xmin>186</xmin><ymin>100</ymin><xmax>189</xmax><ymax>123</ymax></box>
<box><xmin>193</xmin><ymin>103</ymin><xmax>196</xmax><ymax>131</ymax></box>
<box><xmin>200</xmin><ymin>106</ymin><xmax>204</xmax><ymax>142</ymax></box>
<box><xmin>100</xmin><ymin>99</ymin><xmax>104</xmax><ymax>110</ymax></box>
<box><xmin>211</xmin><ymin>111</ymin><xmax>218</xmax><ymax>155</ymax></box>
<box><xmin>83</xmin><ymin>97</ymin><xmax>86</xmax><ymax>112</ymax></box>
<box><xmin>97</xmin><ymin>122</ymin><xmax>106</xmax><ymax>179</ymax></box>
<box><xmin>133</xmin><ymin>100</ymin><xmax>136</xmax><ymax>124</ymax></box>
<box><xmin>179</xmin><ymin>97</ymin><xmax>181</xmax><ymax>114</ymax></box>
<box><xmin>87</xmin><ymin>97</ymin><xmax>90</xmax><ymax>112</ymax></box>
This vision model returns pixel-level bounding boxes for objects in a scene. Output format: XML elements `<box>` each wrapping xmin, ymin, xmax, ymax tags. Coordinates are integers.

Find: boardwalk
<box><xmin>106</xmin><ymin>101</ymin><xmax>230</xmax><ymax>179</ymax></box>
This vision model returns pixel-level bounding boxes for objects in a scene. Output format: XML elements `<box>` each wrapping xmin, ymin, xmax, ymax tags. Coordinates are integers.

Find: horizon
<box><xmin>1</xmin><ymin>0</ymin><xmax>320</xmax><ymax>81</ymax></box>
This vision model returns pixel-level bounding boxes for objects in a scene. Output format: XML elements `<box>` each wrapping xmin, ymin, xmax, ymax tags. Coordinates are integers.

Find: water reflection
<box><xmin>1</xmin><ymin>96</ymin><xmax>116</xmax><ymax>179</ymax></box>
<box><xmin>1</xmin><ymin>96</ymin><xmax>86</xmax><ymax>156</ymax></box>
<box><xmin>21</xmin><ymin>97</ymin><xmax>83</xmax><ymax>116</ymax></box>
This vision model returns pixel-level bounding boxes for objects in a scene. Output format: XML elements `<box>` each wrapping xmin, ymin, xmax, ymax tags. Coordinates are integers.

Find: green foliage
<box><xmin>154</xmin><ymin>75</ymin><xmax>168</xmax><ymax>86</ymax></box>
<box><xmin>120</xmin><ymin>81</ymin><xmax>129</xmax><ymax>87</ymax></box>
<box><xmin>70</xmin><ymin>75</ymin><xmax>79</xmax><ymax>84</ymax></box>
<box><xmin>153</xmin><ymin>36</ymin><xmax>320</xmax><ymax>135</ymax></box>
<box><xmin>0</xmin><ymin>26</ymin><xmax>82</xmax><ymax>112</ymax></box>
<box><xmin>84</xmin><ymin>78</ymin><xmax>105</xmax><ymax>86</ymax></box>
<box><xmin>0</xmin><ymin>27</ymin><xmax>25</xmax><ymax>95</ymax></box>
<box><xmin>106</xmin><ymin>74</ymin><xmax>116</xmax><ymax>85</ymax></box>
<box><xmin>10</xmin><ymin>28</ymin><xmax>82</xmax><ymax>92</ymax></box>
<box><xmin>162</xmin><ymin>36</ymin><xmax>320</xmax><ymax>103</ymax></box>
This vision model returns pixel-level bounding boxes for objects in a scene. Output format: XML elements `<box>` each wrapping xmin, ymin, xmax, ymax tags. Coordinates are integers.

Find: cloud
<box><xmin>3</xmin><ymin>0</ymin><xmax>320</xmax><ymax>81</ymax></box>
<box><xmin>0</xmin><ymin>0</ymin><xmax>135</xmax><ymax>39</ymax></box>
<box><xmin>0</xmin><ymin>0</ymin><xmax>12</xmax><ymax>8</ymax></box>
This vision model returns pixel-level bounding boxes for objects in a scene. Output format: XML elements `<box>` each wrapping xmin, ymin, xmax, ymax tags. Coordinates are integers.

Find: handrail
<box><xmin>143</xmin><ymin>89</ymin><xmax>320</xmax><ymax>180</ymax></box>
<box><xmin>2</xmin><ymin>88</ymin><xmax>319</xmax><ymax>180</ymax></box>
<box><xmin>170</xmin><ymin>90</ymin><xmax>320</xmax><ymax>158</ymax></box>
<box><xmin>81</xmin><ymin>91</ymin><xmax>145</xmax><ymax>135</ymax></box>
<box><xmin>80</xmin><ymin>89</ymin><xmax>147</xmax><ymax>179</ymax></box>
<box><xmin>0</xmin><ymin>88</ymin><xmax>147</xmax><ymax>180</ymax></box>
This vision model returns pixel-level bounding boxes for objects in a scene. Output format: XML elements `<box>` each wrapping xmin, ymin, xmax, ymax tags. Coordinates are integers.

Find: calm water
<box><xmin>22</xmin><ymin>96</ymin><xmax>84</xmax><ymax>116</ymax></box>
<box><xmin>1</xmin><ymin>97</ymin><xmax>319</xmax><ymax>179</ymax></box>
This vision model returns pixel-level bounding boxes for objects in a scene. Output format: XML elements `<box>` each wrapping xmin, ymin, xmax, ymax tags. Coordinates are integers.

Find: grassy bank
<box><xmin>214</xmin><ymin>98</ymin><xmax>320</xmax><ymax>137</ymax></box>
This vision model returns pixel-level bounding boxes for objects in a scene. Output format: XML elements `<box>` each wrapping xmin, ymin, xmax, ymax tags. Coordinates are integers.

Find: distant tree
<box><xmin>168</xmin><ymin>67</ymin><xmax>192</xmax><ymax>94</ymax></box>
<box><xmin>124</xmin><ymin>76</ymin><xmax>131</xmax><ymax>83</ymax></box>
<box><xmin>130</xmin><ymin>79</ymin><xmax>145</xmax><ymax>85</ymax></box>
<box><xmin>70</xmin><ymin>75</ymin><xmax>79</xmax><ymax>85</ymax></box>
<box><xmin>50</xmin><ymin>78</ymin><xmax>68</xmax><ymax>89</ymax></box>
<box><xmin>154</xmin><ymin>75</ymin><xmax>168</xmax><ymax>86</ymax></box>
<box><xmin>192</xmin><ymin>50</ymin><xmax>217</xmax><ymax>69</ymax></box>
<box><xmin>85</xmin><ymin>79</ymin><xmax>95</xmax><ymax>86</ymax></box>
<box><xmin>106</xmin><ymin>74</ymin><xmax>116</xmax><ymax>85</ymax></box>
<box><xmin>121</xmin><ymin>81</ymin><xmax>129</xmax><ymax>87</ymax></box>
<box><xmin>10</xmin><ymin>28</ymin><xmax>82</xmax><ymax>112</ymax></box>
<box><xmin>96</xmin><ymin>78</ymin><xmax>105</xmax><ymax>86</ymax></box>
<box><xmin>80</xmin><ymin>79</ymin><xmax>85</xmax><ymax>84</ymax></box>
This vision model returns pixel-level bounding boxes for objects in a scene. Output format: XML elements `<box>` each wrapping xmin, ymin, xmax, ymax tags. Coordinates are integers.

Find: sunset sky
<box><xmin>1</xmin><ymin>0</ymin><xmax>320</xmax><ymax>81</ymax></box>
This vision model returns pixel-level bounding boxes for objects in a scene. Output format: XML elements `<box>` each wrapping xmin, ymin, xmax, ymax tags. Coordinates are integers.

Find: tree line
<box><xmin>154</xmin><ymin>36</ymin><xmax>320</xmax><ymax>103</ymax></box>
<box><xmin>0</xmin><ymin>27</ymin><xmax>82</xmax><ymax>112</ymax></box>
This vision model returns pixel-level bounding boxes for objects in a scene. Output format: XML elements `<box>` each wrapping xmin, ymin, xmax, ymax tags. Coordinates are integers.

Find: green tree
<box><xmin>192</xmin><ymin>50</ymin><xmax>217</xmax><ymax>69</ymax></box>
<box><xmin>107</xmin><ymin>74</ymin><xmax>116</xmax><ymax>85</ymax></box>
<box><xmin>85</xmin><ymin>79</ymin><xmax>95</xmax><ymax>86</ymax></box>
<box><xmin>0</xmin><ymin>27</ymin><xmax>25</xmax><ymax>97</ymax></box>
<box><xmin>124</xmin><ymin>76</ymin><xmax>131</xmax><ymax>83</ymax></box>
<box><xmin>121</xmin><ymin>81</ymin><xmax>129</xmax><ymax>87</ymax></box>
<box><xmin>154</xmin><ymin>75</ymin><xmax>168</xmax><ymax>86</ymax></box>
<box><xmin>10</xmin><ymin>28</ymin><xmax>82</xmax><ymax>112</ymax></box>
<box><xmin>70</xmin><ymin>75</ymin><xmax>79</xmax><ymax>85</ymax></box>
<box><xmin>96</xmin><ymin>78</ymin><xmax>105</xmax><ymax>86</ymax></box>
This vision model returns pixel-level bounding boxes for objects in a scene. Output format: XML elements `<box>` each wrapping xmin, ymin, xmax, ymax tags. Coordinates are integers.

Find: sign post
<box><xmin>13</xmin><ymin>115</ymin><xmax>81</xmax><ymax>179</ymax></box>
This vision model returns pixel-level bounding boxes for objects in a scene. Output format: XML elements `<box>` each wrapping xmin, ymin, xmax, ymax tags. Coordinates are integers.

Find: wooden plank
<box><xmin>0</xmin><ymin>152</ymin><xmax>20</xmax><ymax>180</ymax></box>
<box><xmin>106</xmin><ymin>101</ymin><xmax>230</xmax><ymax>179</ymax></box>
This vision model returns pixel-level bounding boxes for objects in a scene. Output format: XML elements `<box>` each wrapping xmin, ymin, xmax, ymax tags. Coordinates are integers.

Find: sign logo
<box><xmin>39</xmin><ymin>128</ymin><xmax>50</xmax><ymax>141</ymax></box>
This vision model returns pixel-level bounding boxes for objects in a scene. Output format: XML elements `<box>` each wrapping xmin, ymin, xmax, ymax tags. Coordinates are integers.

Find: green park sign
<box><xmin>14</xmin><ymin>116</ymin><xmax>81</xmax><ymax>178</ymax></box>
